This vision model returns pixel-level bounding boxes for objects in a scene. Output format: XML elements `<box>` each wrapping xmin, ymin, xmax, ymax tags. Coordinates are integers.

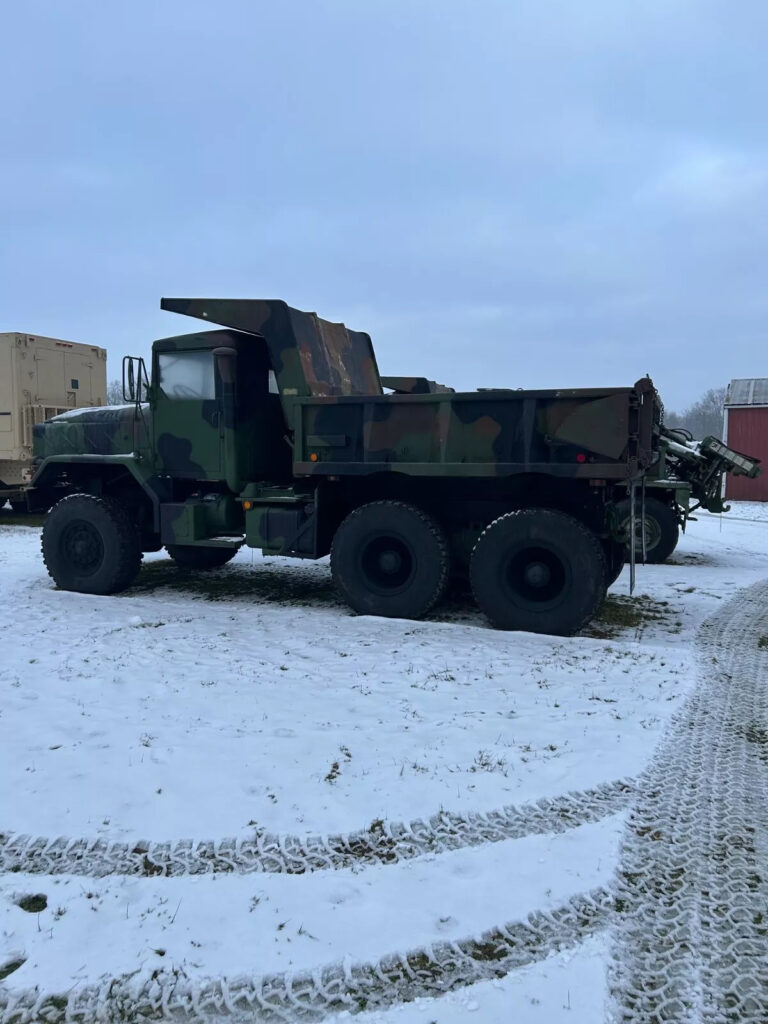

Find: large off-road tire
<box><xmin>616</xmin><ymin>496</ymin><xmax>680</xmax><ymax>564</ymax></box>
<box><xmin>331</xmin><ymin>500</ymin><xmax>450</xmax><ymax>619</ymax></box>
<box><xmin>42</xmin><ymin>494</ymin><xmax>141</xmax><ymax>595</ymax></box>
<box><xmin>166</xmin><ymin>545</ymin><xmax>238</xmax><ymax>570</ymax></box>
<box><xmin>469</xmin><ymin>509</ymin><xmax>607</xmax><ymax>635</ymax></box>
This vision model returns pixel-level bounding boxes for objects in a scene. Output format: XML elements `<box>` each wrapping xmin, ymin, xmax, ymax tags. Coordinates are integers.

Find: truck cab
<box><xmin>150</xmin><ymin>328</ymin><xmax>288</xmax><ymax>488</ymax></box>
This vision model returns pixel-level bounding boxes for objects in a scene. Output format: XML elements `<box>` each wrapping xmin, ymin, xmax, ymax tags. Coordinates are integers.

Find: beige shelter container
<box><xmin>0</xmin><ymin>333</ymin><xmax>107</xmax><ymax>506</ymax></box>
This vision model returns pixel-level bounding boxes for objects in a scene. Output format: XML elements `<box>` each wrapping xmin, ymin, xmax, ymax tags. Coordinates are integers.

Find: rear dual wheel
<box><xmin>332</xmin><ymin>502</ymin><xmax>607</xmax><ymax>634</ymax></box>
<box><xmin>331</xmin><ymin>501</ymin><xmax>450</xmax><ymax>620</ymax></box>
<box><xmin>470</xmin><ymin>509</ymin><xmax>606</xmax><ymax>635</ymax></box>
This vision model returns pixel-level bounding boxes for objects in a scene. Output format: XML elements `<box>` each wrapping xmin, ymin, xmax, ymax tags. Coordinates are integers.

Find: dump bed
<box><xmin>293</xmin><ymin>378</ymin><xmax>660</xmax><ymax>479</ymax></box>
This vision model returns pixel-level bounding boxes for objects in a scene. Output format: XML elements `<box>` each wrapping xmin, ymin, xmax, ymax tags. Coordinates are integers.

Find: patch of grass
<box><xmin>582</xmin><ymin>595</ymin><xmax>677</xmax><ymax>639</ymax></box>
<box><xmin>758</xmin><ymin>635</ymin><xmax>768</xmax><ymax>650</ymax></box>
<box><xmin>123</xmin><ymin>559</ymin><xmax>340</xmax><ymax>609</ymax></box>
<box><xmin>0</xmin><ymin>510</ymin><xmax>45</xmax><ymax>528</ymax></box>
<box><xmin>666</xmin><ymin>553</ymin><xmax>713</xmax><ymax>566</ymax></box>
<box><xmin>470</xmin><ymin>750</ymin><xmax>508</xmax><ymax>774</ymax></box>
<box><xmin>426</xmin><ymin>668</ymin><xmax>456</xmax><ymax>682</ymax></box>
<box><xmin>16</xmin><ymin>893</ymin><xmax>47</xmax><ymax>913</ymax></box>
<box><xmin>0</xmin><ymin>957</ymin><xmax>26</xmax><ymax>981</ymax></box>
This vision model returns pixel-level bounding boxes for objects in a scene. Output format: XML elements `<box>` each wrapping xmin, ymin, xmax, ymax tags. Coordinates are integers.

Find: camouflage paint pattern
<box><xmin>30</xmin><ymin>298</ymin><xmax>670</xmax><ymax>558</ymax></box>
<box><xmin>159</xmin><ymin>299</ymin><xmax>382</xmax><ymax>413</ymax></box>
<box><xmin>293</xmin><ymin>379</ymin><xmax>658</xmax><ymax>480</ymax></box>
<box><xmin>153</xmin><ymin>301</ymin><xmax>660</xmax><ymax>483</ymax></box>
<box><xmin>160</xmin><ymin>493</ymin><xmax>241</xmax><ymax>545</ymax></box>
<box><xmin>380</xmin><ymin>376</ymin><xmax>455</xmax><ymax>394</ymax></box>
<box><xmin>33</xmin><ymin>404</ymin><xmax>150</xmax><ymax>461</ymax></box>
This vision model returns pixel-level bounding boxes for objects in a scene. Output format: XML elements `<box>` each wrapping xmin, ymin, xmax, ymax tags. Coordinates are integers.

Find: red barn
<box><xmin>724</xmin><ymin>378</ymin><xmax>768</xmax><ymax>501</ymax></box>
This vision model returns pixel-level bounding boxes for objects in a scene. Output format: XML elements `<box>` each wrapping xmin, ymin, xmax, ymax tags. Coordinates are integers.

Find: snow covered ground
<box><xmin>1</xmin><ymin>503</ymin><xmax>767</xmax><ymax>1022</ymax></box>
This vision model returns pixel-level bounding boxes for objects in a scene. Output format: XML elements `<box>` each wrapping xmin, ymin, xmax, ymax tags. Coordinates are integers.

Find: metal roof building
<box><xmin>724</xmin><ymin>378</ymin><xmax>768</xmax><ymax>501</ymax></box>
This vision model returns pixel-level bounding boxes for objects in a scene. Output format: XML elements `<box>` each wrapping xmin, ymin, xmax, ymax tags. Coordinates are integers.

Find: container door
<box><xmin>33</xmin><ymin>344</ymin><xmax>66</xmax><ymax>403</ymax></box>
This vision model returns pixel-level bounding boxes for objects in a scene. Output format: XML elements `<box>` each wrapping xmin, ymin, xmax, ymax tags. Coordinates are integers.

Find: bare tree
<box><xmin>106</xmin><ymin>379</ymin><xmax>124</xmax><ymax>405</ymax></box>
<box><xmin>664</xmin><ymin>386</ymin><xmax>726</xmax><ymax>439</ymax></box>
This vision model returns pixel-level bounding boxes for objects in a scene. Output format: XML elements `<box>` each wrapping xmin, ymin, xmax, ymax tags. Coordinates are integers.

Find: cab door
<box><xmin>152</xmin><ymin>348</ymin><xmax>223</xmax><ymax>481</ymax></box>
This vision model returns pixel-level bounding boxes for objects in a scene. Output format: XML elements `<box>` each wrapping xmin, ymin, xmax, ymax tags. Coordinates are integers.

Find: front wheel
<box><xmin>42</xmin><ymin>495</ymin><xmax>141</xmax><ymax>595</ymax></box>
<box><xmin>470</xmin><ymin>509</ymin><xmax>606</xmax><ymax>635</ymax></box>
<box><xmin>166</xmin><ymin>545</ymin><xmax>238</xmax><ymax>570</ymax></box>
<box><xmin>331</xmin><ymin>500</ymin><xmax>450</xmax><ymax>619</ymax></box>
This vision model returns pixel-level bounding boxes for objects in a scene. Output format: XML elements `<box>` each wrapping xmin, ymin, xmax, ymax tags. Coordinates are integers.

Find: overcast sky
<box><xmin>2</xmin><ymin>0</ymin><xmax>766</xmax><ymax>411</ymax></box>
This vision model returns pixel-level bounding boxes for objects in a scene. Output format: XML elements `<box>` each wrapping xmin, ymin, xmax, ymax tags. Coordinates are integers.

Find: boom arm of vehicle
<box><xmin>659</xmin><ymin>427</ymin><xmax>761</xmax><ymax>514</ymax></box>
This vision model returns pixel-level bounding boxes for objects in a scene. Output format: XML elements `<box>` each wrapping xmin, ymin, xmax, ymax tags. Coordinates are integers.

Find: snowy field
<box><xmin>1</xmin><ymin>503</ymin><xmax>767</xmax><ymax>1022</ymax></box>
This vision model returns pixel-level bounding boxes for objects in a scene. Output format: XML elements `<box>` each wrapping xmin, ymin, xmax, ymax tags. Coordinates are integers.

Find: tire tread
<box><xmin>470</xmin><ymin>508</ymin><xmax>606</xmax><ymax>634</ymax></box>
<box><xmin>331</xmin><ymin>500</ymin><xmax>449</xmax><ymax>618</ymax></box>
<box><xmin>42</xmin><ymin>494</ymin><xmax>141</xmax><ymax>594</ymax></box>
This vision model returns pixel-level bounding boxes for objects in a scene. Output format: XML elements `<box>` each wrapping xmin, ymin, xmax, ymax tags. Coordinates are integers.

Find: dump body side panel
<box><xmin>294</xmin><ymin>380</ymin><xmax>658</xmax><ymax>480</ymax></box>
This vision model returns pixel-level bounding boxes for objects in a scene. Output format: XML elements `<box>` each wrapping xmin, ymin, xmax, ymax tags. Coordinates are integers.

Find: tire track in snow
<box><xmin>0</xmin><ymin>887</ymin><xmax>612</xmax><ymax>1023</ymax></box>
<box><xmin>609</xmin><ymin>579</ymin><xmax>768</xmax><ymax>1023</ymax></box>
<box><xmin>0</xmin><ymin>780</ymin><xmax>633</xmax><ymax>878</ymax></box>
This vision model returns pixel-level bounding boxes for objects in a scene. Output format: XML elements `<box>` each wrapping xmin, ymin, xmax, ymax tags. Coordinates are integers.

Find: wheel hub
<box><xmin>61</xmin><ymin>521</ymin><xmax>104</xmax><ymax>575</ymax></box>
<box><xmin>378</xmin><ymin>549</ymin><xmax>402</xmax><ymax>574</ymax></box>
<box><xmin>523</xmin><ymin>560</ymin><xmax>552</xmax><ymax>588</ymax></box>
<box><xmin>360</xmin><ymin>535</ymin><xmax>414</xmax><ymax>592</ymax></box>
<box><xmin>504</xmin><ymin>545</ymin><xmax>567</xmax><ymax>605</ymax></box>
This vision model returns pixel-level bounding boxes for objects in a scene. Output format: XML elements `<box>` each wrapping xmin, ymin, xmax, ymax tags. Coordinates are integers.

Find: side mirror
<box><xmin>122</xmin><ymin>356</ymin><xmax>150</xmax><ymax>403</ymax></box>
<box><xmin>123</xmin><ymin>356</ymin><xmax>136</xmax><ymax>402</ymax></box>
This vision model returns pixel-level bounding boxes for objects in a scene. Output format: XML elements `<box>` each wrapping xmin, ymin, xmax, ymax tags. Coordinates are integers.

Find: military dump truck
<box><xmin>26</xmin><ymin>298</ymin><xmax>756</xmax><ymax>635</ymax></box>
<box><xmin>0</xmin><ymin>332</ymin><xmax>107</xmax><ymax>510</ymax></box>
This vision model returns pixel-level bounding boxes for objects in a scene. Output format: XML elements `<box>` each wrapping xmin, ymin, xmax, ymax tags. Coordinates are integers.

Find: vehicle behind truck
<box><xmin>0</xmin><ymin>333</ymin><xmax>107</xmax><ymax>510</ymax></box>
<box><xmin>27</xmin><ymin>297</ymin><xmax>753</xmax><ymax>636</ymax></box>
<box><xmin>612</xmin><ymin>427</ymin><xmax>761</xmax><ymax>563</ymax></box>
